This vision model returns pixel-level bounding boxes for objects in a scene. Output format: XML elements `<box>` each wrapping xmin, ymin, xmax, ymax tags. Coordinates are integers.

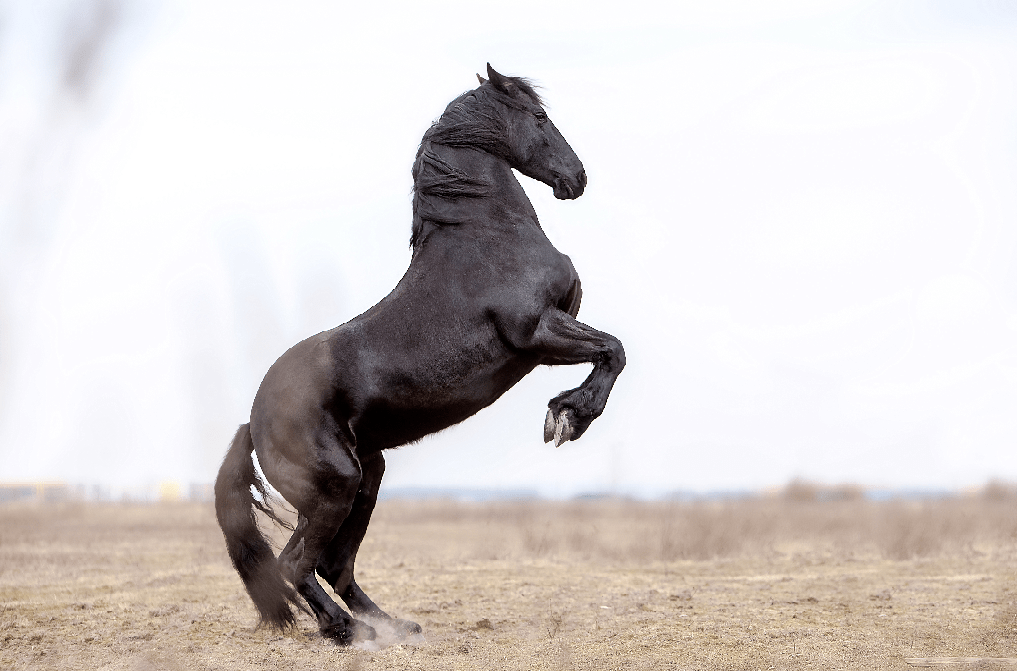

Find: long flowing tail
<box><xmin>214</xmin><ymin>424</ymin><xmax>303</xmax><ymax>628</ymax></box>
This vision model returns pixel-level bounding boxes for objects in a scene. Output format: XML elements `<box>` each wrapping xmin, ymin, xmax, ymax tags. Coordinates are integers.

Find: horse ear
<box><xmin>486</xmin><ymin>63</ymin><xmax>516</xmax><ymax>96</ymax></box>
<box><xmin>476</xmin><ymin>73</ymin><xmax>487</xmax><ymax>85</ymax></box>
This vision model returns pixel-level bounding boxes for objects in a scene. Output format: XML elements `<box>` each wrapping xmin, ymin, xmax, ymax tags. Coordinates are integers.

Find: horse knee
<box><xmin>605</xmin><ymin>337</ymin><xmax>625</xmax><ymax>372</ymax></box>
<box><xmin>278</xmin><ymin>540</ymin><xmax>303</xmax><ymax>584</ymax></box>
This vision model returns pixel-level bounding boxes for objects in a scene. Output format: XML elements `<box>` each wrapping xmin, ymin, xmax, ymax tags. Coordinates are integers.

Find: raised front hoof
<box><xmin>544</xmin><ymin>408</ymin><xmax>575</xmax><ymax>447</ymax></box>
<box><xmin>320</xmin><ymin>619</ymin><xmax>376</xmax><ymax>646</ymax></box>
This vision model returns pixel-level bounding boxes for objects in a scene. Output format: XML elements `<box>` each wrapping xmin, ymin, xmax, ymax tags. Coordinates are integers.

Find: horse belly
<box><xmin>352</xmin><ymin>345</ymin><xmax>536</xmax><ymax>450</ymax></box>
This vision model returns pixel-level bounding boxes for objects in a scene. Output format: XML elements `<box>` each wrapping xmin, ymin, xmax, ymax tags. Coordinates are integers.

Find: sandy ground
<box><xmin>2</xmin><ymin>496</ymin><xmax>1017</xmax><ymax>670</ymax></box>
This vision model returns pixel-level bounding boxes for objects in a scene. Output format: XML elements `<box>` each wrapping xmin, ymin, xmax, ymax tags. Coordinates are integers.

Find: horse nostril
<box><xmin>578</xmin><ymin>169</ymin><xmax>587</xmax><ymax>187</ymax></box>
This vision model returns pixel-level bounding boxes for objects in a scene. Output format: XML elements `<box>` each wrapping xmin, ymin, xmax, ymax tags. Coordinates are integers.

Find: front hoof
<box><xmin>555</xmin><ymin>410</ymin><xmax>575</xmax><ymax>446</ymax></box>
<box><xmin>544</xmin><ymin>408</ymin><xmax>574</xmax><ymax>447</ymax></box>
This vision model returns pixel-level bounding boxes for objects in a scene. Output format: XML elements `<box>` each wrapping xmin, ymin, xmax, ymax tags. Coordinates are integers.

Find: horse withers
<box><xmin>214</xmin><ymin>64</ymin><xmax>626</xmax><ymax>645</ymax></box>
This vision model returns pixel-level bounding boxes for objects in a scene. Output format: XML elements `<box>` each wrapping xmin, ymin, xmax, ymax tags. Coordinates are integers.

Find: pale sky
<box><xmin>2</xmin><ymin>0</ymin><xmax>1016</xmax><ymax>497</ymax></box>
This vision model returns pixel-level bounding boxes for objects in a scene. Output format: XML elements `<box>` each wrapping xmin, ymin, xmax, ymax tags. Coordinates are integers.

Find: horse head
<box><xmin>478</xmin><ymin>64</ymin><xmax>586</xmax><ymax>200</ymax></box>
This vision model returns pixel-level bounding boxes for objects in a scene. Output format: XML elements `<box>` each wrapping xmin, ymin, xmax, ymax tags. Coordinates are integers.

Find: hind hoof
<box><xmin>320</xmin><ymin>622</ymin><xmax>354</xmax><ymax>645</ymax></box>
<box><xmin>352</xmin><ymin>619</ymin><xmax>377</xmax><ymax>642</ymax></box>
<box><xmin>392</xmin><ymin>618</ymin><xmax>422</xmax><ymax>637</ymax></box>
<box><xmin>321</xmin><ymin>619</ymin><xmax>376</xmax><ymax>646</ymax></box>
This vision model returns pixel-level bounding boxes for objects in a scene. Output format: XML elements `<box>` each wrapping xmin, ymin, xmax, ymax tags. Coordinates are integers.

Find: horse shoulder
<box><xmin>484</xmin><ymin>247</ymin><xmax>578</xmax><ymax>349</ymax></box>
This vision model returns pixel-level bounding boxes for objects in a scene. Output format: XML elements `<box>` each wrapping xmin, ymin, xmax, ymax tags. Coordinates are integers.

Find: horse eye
<box><xmin>534</xmin><ymin>111</ymin><xmax>548</xmax><ymax>123</ymax></box>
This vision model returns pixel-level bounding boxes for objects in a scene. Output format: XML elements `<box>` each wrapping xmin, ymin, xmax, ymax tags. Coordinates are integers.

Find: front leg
<box><xmin>525</xmin><ymin>308</ymin><xmax>625</xmax><ymax>446</ymax></box>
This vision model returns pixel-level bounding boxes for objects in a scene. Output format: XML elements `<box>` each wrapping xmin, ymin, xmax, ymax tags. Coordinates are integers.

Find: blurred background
<box><xmin>1</xmin><ymin>0</ymin><xmax>1016</xmax><ymax>500</ymax></box>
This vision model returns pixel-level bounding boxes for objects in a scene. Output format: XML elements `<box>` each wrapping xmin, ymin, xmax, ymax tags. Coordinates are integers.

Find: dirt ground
<box><xmin>2</xmin><ymin>495</ymin><xmax>1017</xmax><ymax>670</ymax></box>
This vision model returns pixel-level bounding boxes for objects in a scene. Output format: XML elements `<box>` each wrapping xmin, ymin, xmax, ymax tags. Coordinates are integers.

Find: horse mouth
<box><xmin>553</xmin><ymin>173</ymin><xmax>585</xmax><ymax>200</ymax></box>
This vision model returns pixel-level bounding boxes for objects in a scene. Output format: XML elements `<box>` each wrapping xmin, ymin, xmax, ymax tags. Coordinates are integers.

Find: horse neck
<box><xmin>411</xmin><ymin>143</ymin><xmax>539</xmax><ymax>249</ymax></box>
<box><xmin>428</xmin><ymin>142</ymin><xmax>529</xmax><ymax>204</ymax></box>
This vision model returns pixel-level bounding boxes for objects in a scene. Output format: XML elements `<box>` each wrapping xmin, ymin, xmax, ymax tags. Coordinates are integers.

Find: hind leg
<box><xmin>316</xmin><ymin>451</ymin><xmax>422</xmax><ymax>638</ymax></box>
<box><xmin>273</xmin><ymin>435</ymin><xmax>375</xmax><ymax>644</ymax></box>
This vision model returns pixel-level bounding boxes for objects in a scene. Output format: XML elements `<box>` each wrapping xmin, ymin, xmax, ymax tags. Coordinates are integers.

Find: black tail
<box><xmin>214</xmin><ymin>424</ymin><xmax>304</xmax><ymax>629</ymax></box>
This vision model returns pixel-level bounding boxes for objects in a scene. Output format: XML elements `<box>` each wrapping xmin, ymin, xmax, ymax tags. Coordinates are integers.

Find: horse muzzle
<box><xmin>553</xmin><ymin>169</ymin><xmax>587</xmax><ymax>200</ymax></box>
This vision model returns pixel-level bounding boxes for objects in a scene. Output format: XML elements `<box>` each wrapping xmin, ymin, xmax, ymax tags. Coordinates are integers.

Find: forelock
<box><xmin>512</xmin><ymin>77</ymin><xmax>543</xmax><ymax>107</ymax></box>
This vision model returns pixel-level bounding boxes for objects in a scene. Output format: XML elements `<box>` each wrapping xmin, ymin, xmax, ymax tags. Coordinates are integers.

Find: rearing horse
<box><xmin>214</xmin><ymin>64</ymin><xmax>626</xmax><ymax>645</ymax></box>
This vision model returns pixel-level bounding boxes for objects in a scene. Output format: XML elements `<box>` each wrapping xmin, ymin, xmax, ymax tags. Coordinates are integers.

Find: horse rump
<box><xmin>214</xmin><ymin>423</ymin><xmax>305</xmax><ymax>629</ymax></box>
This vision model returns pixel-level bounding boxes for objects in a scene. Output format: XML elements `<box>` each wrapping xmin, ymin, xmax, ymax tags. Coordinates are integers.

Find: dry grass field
<box><xmin>2</xmin><ymin>489</ymin><xmax>1017</xmax><ymax>670</ymax></box>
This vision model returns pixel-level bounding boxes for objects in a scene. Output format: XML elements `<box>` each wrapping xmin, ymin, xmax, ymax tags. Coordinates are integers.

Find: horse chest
<box><xmin>452</xmin><ymin>234</ymin><xmax>576</xmax><ymax>303</ymax></box>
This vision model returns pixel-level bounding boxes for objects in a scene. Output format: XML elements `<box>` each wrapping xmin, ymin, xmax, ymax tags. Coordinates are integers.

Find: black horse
<box><xmin>214</xmin><ymin>64</ymin><xmax>625</xmax><ymax>645</ymax></box>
